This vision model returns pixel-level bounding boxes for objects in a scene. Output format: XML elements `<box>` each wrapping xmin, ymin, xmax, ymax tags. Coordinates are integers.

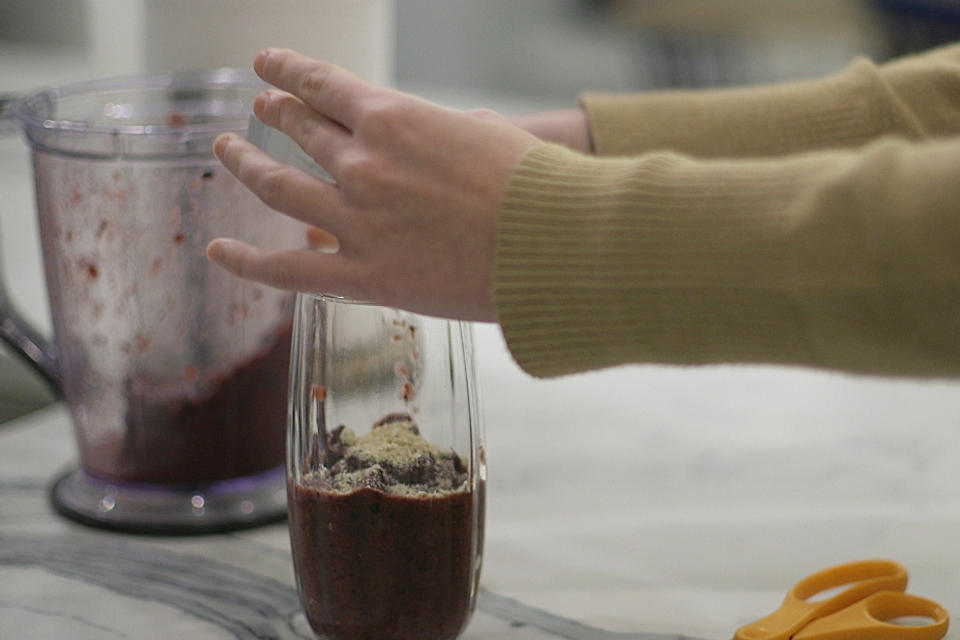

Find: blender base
<box><xmin>50</xmin><ymin>465</ymin><xmax>287</xmax><ymax>535</ymax></box>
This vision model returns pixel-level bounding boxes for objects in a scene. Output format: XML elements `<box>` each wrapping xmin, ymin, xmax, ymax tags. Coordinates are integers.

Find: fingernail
<box><xmin>254</xmin><ymin>49</ymin><xmax>271</xmax><ymax>74</ymax></box>
<box><xmin>212</xmin><ymin>133</ymin><xmax>233</xmax><ymax>157</ymax></box>
<box><xmin>252</xmin><ymin>93</ymin><xmax>267</xmax><ymax>117</ymax></box>
<box><xmin>206</xmin><ymin>239</ymin><xmax>224</xmax><ymax>262</ymax></box>
<box><xmin>253</xmin><ymin>90</ymin><xmax>277</xmax><ymax>115</ymax></box>
<box><xmin>207</xmin><ymin>238</ymin><xmax>240</xmax><ymax>264</ymax></box>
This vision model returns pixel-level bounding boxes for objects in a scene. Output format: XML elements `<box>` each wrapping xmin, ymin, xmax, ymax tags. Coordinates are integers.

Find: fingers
<box><xmin>254</xmin><ymin>48</ymin><xmax>374</xmax><ymax>129</ymax></box>
<box><xmin>207</xmin><ymin>238</ymin><xmax>355</xmax><ymax>294</ymax></box>
<box><xmin>214</xmin><ymin>133</ymin><xmax>349</xmax><ymax>238</ymax></box>
<box><xmin>254</xmin><ymin>89</ymin><xmax>349</xmax><ymax>172</ymax></box>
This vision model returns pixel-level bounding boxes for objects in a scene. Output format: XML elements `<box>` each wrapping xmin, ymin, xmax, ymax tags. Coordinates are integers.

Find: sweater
<box><xmin>493</xmin><ymin>43</ymin><xmax>960</xmax><ymax>378</ymax></box>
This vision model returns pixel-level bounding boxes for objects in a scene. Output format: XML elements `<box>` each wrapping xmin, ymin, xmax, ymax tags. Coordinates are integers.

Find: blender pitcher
<box><xmin>0</xmin><ymin>69</ymin><xmax>304</xmax><ymax>534</ymax></box>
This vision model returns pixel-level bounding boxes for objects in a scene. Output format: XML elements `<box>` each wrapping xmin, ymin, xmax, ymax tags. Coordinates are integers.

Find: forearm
<box><xmin>581</xmin><ymin>43</ymin><xmax>960</xmax><ymax>158</ymax></box>
<box><xmin>494</xmin><ymin>137</ymin><xmax>960</xmax><ymax>378</ymax></box>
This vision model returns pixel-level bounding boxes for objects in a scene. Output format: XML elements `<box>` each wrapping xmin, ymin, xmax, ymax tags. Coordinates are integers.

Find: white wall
<box><xmin>85</xmin><ymin>0</ymin><xmax>394</xmax><ymax>82</ymax></box>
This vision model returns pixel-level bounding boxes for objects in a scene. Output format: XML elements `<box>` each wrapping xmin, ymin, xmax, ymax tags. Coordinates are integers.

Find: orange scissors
<box><xmin>735</xmin><ymin>559</ymin><xmax>949</xmax><ymax>640</ymax></box>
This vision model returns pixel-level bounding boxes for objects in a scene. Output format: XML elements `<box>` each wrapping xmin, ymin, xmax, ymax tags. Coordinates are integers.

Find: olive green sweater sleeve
<box><xmin>581</xmin><ymin>43</ymin><xmax>960</xmax><ymax>158</ymax></box>
<box><xmin>494</xmin><ymin>46</ymin><xmax>960</xmax><ymax>378</ymax></box>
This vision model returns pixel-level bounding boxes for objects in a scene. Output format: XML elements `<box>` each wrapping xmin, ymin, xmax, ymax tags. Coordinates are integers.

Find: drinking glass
<box><xmin>287</xmin><ymin>293</ymin><xmax>485</xmax><ymax>640</ymax></box>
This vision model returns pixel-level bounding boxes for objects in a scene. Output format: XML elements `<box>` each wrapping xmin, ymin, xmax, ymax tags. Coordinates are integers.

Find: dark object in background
<box><xmin>578</xmin><ymin>0</ymin><xmax>960</xmax><ymax>89</ymax></box>
<box><xmin>874</xmin><ymin>1</ymin><xmax>960</xmax><ymax>57</ymax></box>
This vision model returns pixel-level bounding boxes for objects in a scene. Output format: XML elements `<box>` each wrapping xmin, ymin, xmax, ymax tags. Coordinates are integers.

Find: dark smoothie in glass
<box><xmin>288</xmin><ymin>415</ymin><xmax>483</xmax><ymax>640</ymax></box>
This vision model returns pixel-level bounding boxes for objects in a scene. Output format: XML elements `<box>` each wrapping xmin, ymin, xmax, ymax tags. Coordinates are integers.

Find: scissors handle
<box><xmin>735</xmin><ymin>560</ymin><xmax>909</xmax><ymax>640</ymax></box>
<box><xmin>794</xmin><ymin>591</ymin><xmax>949</xmax><ymax>640</ymax></box>
<box><xmin>787</xmin><ymin>559</ymin><xmax>908</xmax><ymax>602</ymax></box>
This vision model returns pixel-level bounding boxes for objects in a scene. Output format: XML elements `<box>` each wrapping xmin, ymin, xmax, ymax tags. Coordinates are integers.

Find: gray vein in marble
<box><xmin>478</xmin><ymin>590</ymin><xmax>708</xmax><ymax>640</ymax></box>
<box><xmin>0</xmin><ymin>532</ymin><xmax>697</xmax><ymax>640</ymax></box>
<box><xmin>0</xmin><ymin>601</ymin><xmax>133</xmax><ymax>639</ymax></box>
<box><xmin>0</xmin><ymin>534</ymin><xmax>309</xmax><ymax>640</ymax></box>
<box><xmin>224</xmin><ymin>532</ymin><xmax>294</xmax><ymax>560</ymax></box>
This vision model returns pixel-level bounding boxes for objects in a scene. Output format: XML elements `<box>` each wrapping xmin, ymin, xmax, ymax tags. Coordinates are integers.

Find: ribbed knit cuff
<box><xmin>493</xmin><ymin>144</ymin><xmax>822</xmax><ymax>378</ymax></box>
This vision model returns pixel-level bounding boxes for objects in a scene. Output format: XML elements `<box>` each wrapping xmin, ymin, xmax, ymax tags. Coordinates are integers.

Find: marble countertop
<box><xmin>3</xmin><ymin>336</ymin><xmax>960</xmax><ymax>639</ymax></box>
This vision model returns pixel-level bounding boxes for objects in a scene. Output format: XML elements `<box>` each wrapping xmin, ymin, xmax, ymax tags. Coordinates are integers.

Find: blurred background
<box><xmin>5</xmin><ymin>1</ymin><xmax>960</xmax><ymax>98</ymax></box>
<box><xmin>2</xmin><ymin>0</ymin><xmax>960</xmax><ymax>421</ymax></box>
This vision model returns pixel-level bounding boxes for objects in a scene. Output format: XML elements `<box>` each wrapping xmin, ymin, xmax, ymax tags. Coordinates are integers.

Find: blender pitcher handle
<box><xmin>0</xmin><ymin>93</ymin><xmax>62</xmax><ymax>395</ymax></box>
<box><xmin>0</xmin><ymin>93</ymin><xmax>22</xmax><ymax>135</ymax></box>
<box><xmin>0</xmin><ymin>218</ymin><xmax>62</xmax><ymax>396</ymax></box>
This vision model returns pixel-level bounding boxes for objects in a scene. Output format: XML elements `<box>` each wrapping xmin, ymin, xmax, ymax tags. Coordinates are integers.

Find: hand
<box><xmin>208</xmin><ymin>48</ymin><xmax>540</xmax><ymax>321</ymax></box>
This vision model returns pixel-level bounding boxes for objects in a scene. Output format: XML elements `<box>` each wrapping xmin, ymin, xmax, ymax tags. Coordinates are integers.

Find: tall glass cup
<box><xmin>287</xmin><ymin>293</ymin><xmax>485</xmax><ymax>640</ymax></box>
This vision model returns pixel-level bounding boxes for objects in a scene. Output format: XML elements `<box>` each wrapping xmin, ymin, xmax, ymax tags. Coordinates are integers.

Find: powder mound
<box><xmin>306</xmin><ymin>414</ymin><xmax>468</xmax><ymax>496</ymax></box>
